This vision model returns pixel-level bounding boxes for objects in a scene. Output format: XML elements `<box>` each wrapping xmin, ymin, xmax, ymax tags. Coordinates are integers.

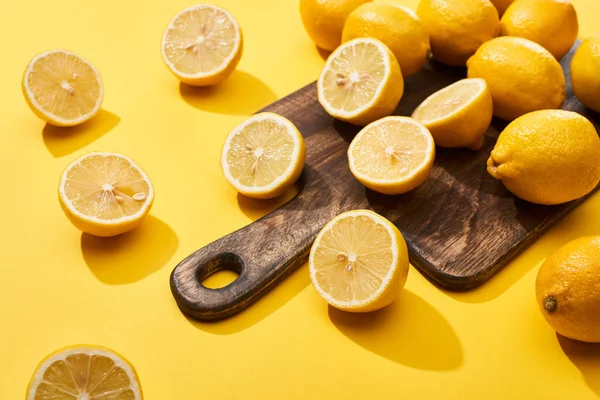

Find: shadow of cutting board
<box><xmin>171</xmin><ymin>42</ymin><xmax>600</xmax><ymax>320</ymax></box>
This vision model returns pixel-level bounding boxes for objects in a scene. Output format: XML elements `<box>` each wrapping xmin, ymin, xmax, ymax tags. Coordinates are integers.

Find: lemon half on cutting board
<box><xmin>58</xmin><ymin>152</ymin><xmax>154</xmax><ymax>237</ymax></box>
<box><xmin>22</xmin><ymin>50</ymin><xmax>103</xmax><ymax>127</ymax></box>
<box><xmin>317</xmin><ymin>37</ymin><xmax>404</xmax><ymax>126</ymax></box>
<box><xmin>27</xmin><ymin>345</ymin><xmax>143</xmax><ymax>399</ymax></box>
<box><xmin>162</xmin><ymin>4</ymin><xmax>243</xmax><ymax>86</ymax></box>
<box><xmin>309</xmin><ymin>210</ymin><xmax>409</xmax><ymax>312</ymax></box>
<box><xmin>221</xmin><ymin>112</ymin><xmax>306</xmax><ymax>199</ymax></box>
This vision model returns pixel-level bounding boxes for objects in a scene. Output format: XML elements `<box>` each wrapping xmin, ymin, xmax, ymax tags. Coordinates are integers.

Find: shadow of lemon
<box><xmin>329</xmin><ymin>289</ymin><xmax>463</xmax><ymax>370</ymax></box>
<box><xmin>179</xmin><ymin>71</ymin><xmax>277</xmax><ymax>115</ymax></box>
<box><xmin>558</xmin><ymin>333</ymin><xmax>600</xmax><ymax>397</ymax></box>
<box><xmin>43</xmin><ymin>110</ymin><xmax>120</xmax><ymax>158</ymax></box>
<box><xmin>81</xmin><ymin>215</ymin><xmax>178</xmax><ymax>284</ymax></box>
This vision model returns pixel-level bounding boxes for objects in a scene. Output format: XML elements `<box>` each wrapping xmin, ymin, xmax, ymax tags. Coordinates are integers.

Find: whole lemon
<box><xmin>490</xmin><ymin>0</ymin><xmax>515</xmax><ymax>15</ymax></box>
<box><xmin>299</xmin><ymin>0</ymin><xmax>372</xmax><ymax>51</ymax></box>
<box><xmin>571</xmin><ymin>37</ymin><xmax>600</xmax><ymax>113</ymax></box>
<box><xmin>467</xmin><ymin>37</ymin><xmax>566</xmax><ymax>120</ymax></box>
<box><xmin>500</xmin><ymin>0</ymin><xmax>578</xmax><ymax>60</ymax></box>
<box><xmin>536</xmin><ymin>237</ymin><xmax>600</xmax><ymax>343</ymax></box>
<box><xmin>417</xmin><ymin>0</ymin><xmax>500</xmax><ymax>66</ymax></box>
<box><xmin>342</xmin><ymin>2</ymin><xmax>429</xmax><ymax>77</ymax></box>
<box><xmin>487</xmin><ymin>110</ymin><xmax>600</xmax><ymax>205</ymax></box>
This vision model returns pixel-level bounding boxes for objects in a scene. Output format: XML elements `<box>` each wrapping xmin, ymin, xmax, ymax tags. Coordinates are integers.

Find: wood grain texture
<box><xmin>171</xmin><ymin>41</ymin><xmax>599</xmax><ymax>320</ymax></box>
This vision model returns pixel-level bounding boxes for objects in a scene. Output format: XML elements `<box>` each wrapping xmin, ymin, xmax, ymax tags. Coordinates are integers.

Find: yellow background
<box><xmin>2</xmin><ymin>0</ymin><xmax>600</xmax><ymax>398</ymax></box>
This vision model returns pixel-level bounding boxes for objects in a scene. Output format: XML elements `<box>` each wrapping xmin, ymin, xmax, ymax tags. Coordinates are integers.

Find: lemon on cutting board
<box><xmin>342</xmin><ymin>2</ymin><xmax>430</xmax><ymax>77</ymax></box>
<box><xmin>536</xmin><ymin>237</ymin><xmax>600</xmax><ymax>343</ymax></box>
<box><xmin>309</xmin><ymin>210</ymin><xmax>409</xmax><ymax>312</ymax></box>
<box><xmin>467</xmin><ymin>36</ymin><xmax>566</xmax><ymax>120</ymax></box>
<box><xmin>299</xmin><ymin>0</ymin><xmax>372</xmax><ymax>51</ymax></box>
<box><xmin>571</xmin><ymin>36</ymin><xmax>600</xmax><ymax>113</ymax></box>
<box><xmin>27</xmin><ymin>345</ymin><xmax>143</xmax><ymax>399</ymax></box>
<box><xmin>412</xmin><ymin>78</ymin><xmax>493</xmax><ymax>150</ymax></box>
<box><xmin>161</xmin><ymin>4</ymin><xmax>243</xmax><ymax>86</ymax></box>
<box><xmin>348</xmin><ymin>116</ymin><xmax>435</xmax><ymax>194</ymax></box>
<box><xmin>58</xmin><ymin>152</ymin><xmax>155</xmax><ymax>237</ymax></box>
<box><xmin>487</xmin><ymin>110</ymin><xmax>600</xmax><ymax>205</ymax></box>
<box><xmin>221</xmin><ymin>112</ymin><xmax>306</xmax><ymax>199</ymax></box>
<box><xmin>22</xmin><ymin>50</ymin><xmax>103</xmax><ymax>127</ymax></box>
<box><xmin>317</xmin><ymin>37</ymin><xmax>404</xmax><ymax>126</ymax></box>
<box><xmin>500</xmin><ymin>0</ymin><xmax>578</xmax><ymax>60</ymax></box>
<box><xmin>417</xmin><ymin>0</ymin><xmax>500</xmax><ymax>66</ymax></box>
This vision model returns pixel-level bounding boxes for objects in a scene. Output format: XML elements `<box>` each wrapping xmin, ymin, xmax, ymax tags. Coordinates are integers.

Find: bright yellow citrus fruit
<box><xmin>487</xmin><ymin>110</ymin><xmax>600</xmax><ymax>205</ymax></box>
<box><xmin>467</xmin><ymin>37</ymin><xmax>566</xmax><ymax>120</ymax></box>
<box><xmin>536</xmin><ymin>236</ymin><xmax>600</xmax><ymax>343</ymax></box>
<box><xmin>348</xmin><ymin>116</ymin><xmax>435</xmax><ymax>194</ymax></box>
<box><xmin>299</xmin><ymin>0</ymin><xmax>372</xmax><ymax>51</ymax></box>
<box><xmin>500</xmin><ymin>0</ymin><xmax>578</xmax><ymax>60</ymax></box>
<box><xmin>162</xmin><ymin>4</ymin><xmax>243</xmax><ymax>86</ymax></box>
<box><xmin>221</xmin><ymin>112</ymin><xmax>306</xmax><ymax>199</ymax></box>
<box><xmin>309</xmin><ymin>209</ymin><xmax>409</xmax><ymax>312</ymax></box>
<box><xmin>412</xmin><ymin>78</ymin><xmax>492</xmax><ymax>150</ymax></box>
<box><xmin>417</xmin><ymin>0</ymin><xmax>500</xmax><ymax>66</ymax></box>
<box><xmin>22</xmin><ymin>50</ymin><xmax>103</xmax><ymax>127</ymax></box>
<box><xmin>571</xmin><ymin>36</ymin><xmax>600</xmax><ymax>113</ymax></box>
<box><xmin>342</xmin><ymin>2</ymin><xmax>429</xmax><ymax>77</ymax></box>
<box><xmin>27</xmin><ymin>345</ymin><xmax>143</xmax><ymax>399</ymax></box>
<box><xmin>317</xmin><ymin>38</ymin><xmax>404</xmax><ymax>126</ymax></box>
<box><xmin>58</xmin><ymin>152</ymin><xmax>155</xmax><ymax>237</ymax></box>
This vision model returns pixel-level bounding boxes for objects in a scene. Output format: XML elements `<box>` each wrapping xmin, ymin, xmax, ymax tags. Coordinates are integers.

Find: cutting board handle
<box><xmin>170</xmin><ymin>174</ymin><xmax>347</xmax><ymax>321</ymax></box>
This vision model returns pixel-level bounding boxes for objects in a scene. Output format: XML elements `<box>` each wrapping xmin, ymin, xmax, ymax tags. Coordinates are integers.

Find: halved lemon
<box><xmin>27</xmin><ymin>345</ymin><xmax>143</xmax><ymax>400</ymax></box>
<box><xmin>317</xmin><ymin>37</ymin><xmax>404</xmax><ymax>126</ymax></box>
<box><xmin>22</xmin><ymin>50</ymin><xmax>103</xmax><ymax>127</ymax></box>
<box><xmin>412</xmin><ymin>78</ymin><xmax>493</xmax><ymax>150</ymax></box>
<box><xmin>221</xmin><ymin>112</ymin><xmax>306</xmax><ymax>199</ymax></box>
<box><xmin>58</xmin><ymin>152</ymin><xmax>154</xmax><ymax>237</ymax></box>
<box><xmin>348</xmin><ymin>116</ymin><xmax>435</xmax><ymax>194</ymax></box>
<box><xmin>161</xmin><ymin>4</ymin><xmax>243</xmax><ymax>86</ymax></box>
<box><xmin>309</xmin><ymin>210</ymin><xmax>409</xmax><ymax>312</ymax></box>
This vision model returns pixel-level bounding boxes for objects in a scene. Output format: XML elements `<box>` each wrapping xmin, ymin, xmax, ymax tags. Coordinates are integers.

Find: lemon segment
<box><xmin>318</xmin><ymin>38</ymin><xmax>403</xmax><ymax>126</ymax></box>
<box><xmin>161</xmin><ymin>4</ymin><xmax>243</xmax><ymax>86</ymax></box>
<box><xmin>412</xmin><ymin>78</ymin><xmax>492</xmax><ymax>150</ymax></box>
<box><xmin>309</xmin><ymin>210</ymin><xmax>409</xmax><ymax>312</ymax></box>
<box><xmin>221</xmin><ymin>112</ymin><xmax>306</xmax><ymax>199</ymax></box>
<box><xmin>348</xmin><ymin>116</ymin><xmax>435</xmax><ymax>195</ymax></box>
<box><xmin>27</xmin><ymin>345</ymin><xmax>143</xmax><ymax>400</ymax></box>
<box><xmin>22</xmin><ymin>50</ymin><xmax>103</xmax><ymax>127</ymax></box>
<box><xmin>58</xmin><ymin>152</ymin><xmax>154</xmax><ymax>237</ymax></box>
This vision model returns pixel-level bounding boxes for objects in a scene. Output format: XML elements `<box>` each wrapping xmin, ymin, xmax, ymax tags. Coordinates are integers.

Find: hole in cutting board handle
<box><xmin>196</xmin><ymin>252</ymin><xmax>244</xmax><ymax>290</ymax></box>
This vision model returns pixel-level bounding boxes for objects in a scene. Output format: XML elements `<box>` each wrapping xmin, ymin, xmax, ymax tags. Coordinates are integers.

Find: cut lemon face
<box><xmin>58</xmin><ymin>152</ymin><xmax>154</xmax><ymax>237</ymax></box>
<box><xmin>27</xmin><ymin>345</ymin><xmax>142</xmax><ymax>400</ymax></box>
<box><xmin>317</xmin><ymin>38</ymin><xmax>404</xmax><ymax>126</ymax></box>
<box><xmin>221</xmin><ymin>112</ymin><xmax>306</xmax><ymax>199</ymax></box>
<box><xmin>348</xmin><ymin>116</ymin><xmax>435</xmax><ymax>194</ymax></box>
<box><xmin>309</xmin><ymin>210</ymin><xmax>409</xmax><ymax>312</ymax></box>
<box><xmin>412</xmin><ymin>78</ymin><xmax>493</xmax><ymax>150</ymax></box>
<box><xmin>22</xmin><ymin>50</ymin><xmax>103</xmax><ymax>127</ymax></box>
<box><xmin>162</xmin><ymin>4</ymin><xmax>243</xmax><ymax>86</ymax></box>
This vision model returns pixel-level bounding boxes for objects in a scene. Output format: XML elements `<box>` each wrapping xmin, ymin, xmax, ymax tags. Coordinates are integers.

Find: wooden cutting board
<box><xmin>171</xmin><ymin>42</ymin><xmax>600</xmax><ymax>321</ymax></box>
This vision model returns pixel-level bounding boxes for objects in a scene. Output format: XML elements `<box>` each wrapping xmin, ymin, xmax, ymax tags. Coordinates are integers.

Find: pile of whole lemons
<box><xmin>301</xmin><ymin>0</ymin><xmax>600</xmax><ymax>343</ymax></box>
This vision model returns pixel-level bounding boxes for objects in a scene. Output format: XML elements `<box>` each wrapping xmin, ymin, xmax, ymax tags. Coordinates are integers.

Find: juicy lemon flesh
<box><xmin>32</xmin><ymin>353</ymin><xmax>136</xmax><ymax>399</ymax></box>
<box><xmin>63</xmin><ymin>154</ymin><xmax>150</xmax><ymax>220</ymax></box>
<box><xmin>312</xmin><ymin>214</ymin><xmax>394</xmax><ymax>303</ymax></box>
<box><xmin>227</xmin><ymin>119</ymin><xmax>296</xmax><ymax>188</ymax></box>
<box><xmin>352</xmin><ymin>120</ymin><xmax>429</xmax><ymax>180</ymax></box>
<box><xmin>413</xmin><ymin>79</ymin><xmax>483</xmax><ymax>123</ymax></box>
<box><xmin>321</xmin><ymin>41</ymin><xmax>386</xmax><ymax>113</ymax></box>
<box><xmin>27</xmin><ymin>52</ymin><xmax>101</xmax><ymax>121</ymax></box>
<box><xmin>163</xmin><ymin>6</ymin><xmax>237</xmax><ymax>75</ymax></box>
